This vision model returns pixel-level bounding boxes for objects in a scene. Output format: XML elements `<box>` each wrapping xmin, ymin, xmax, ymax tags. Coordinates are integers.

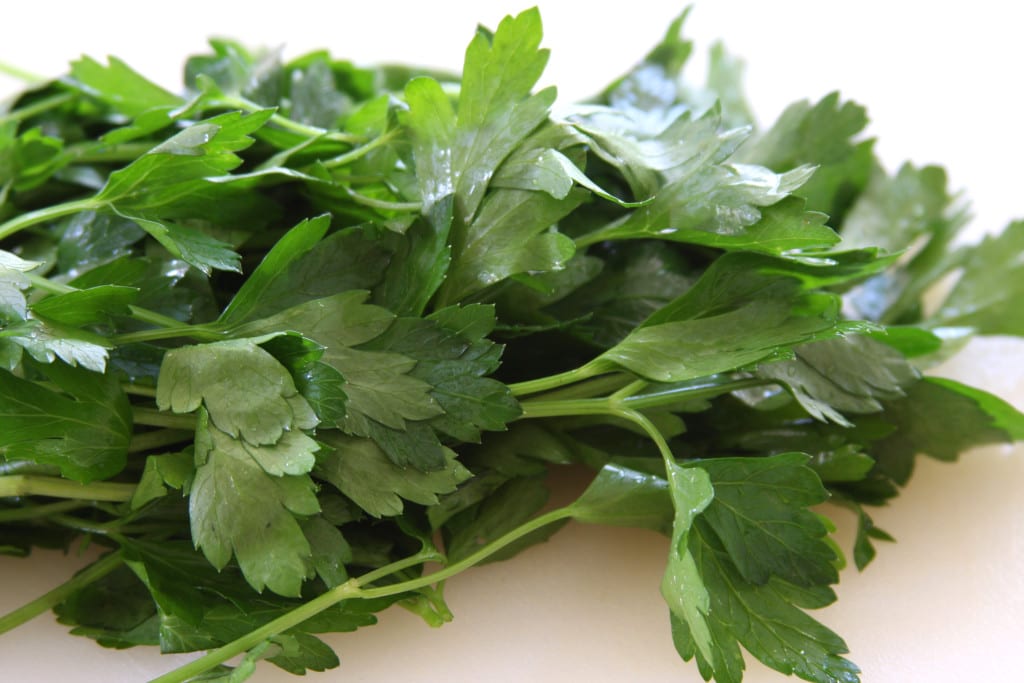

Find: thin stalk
<box><xmin>0</xmin><ymin>499</ymin><xmax>88</xmax><ymax>523</ymax></box>
<box><xmin>0</xmin><ymin>61</ymin><xmax>46</xmax><ymax>84</ymax></box>
<box><xmin>0</xmin><ymin>197</ymin><xmax>100</xmax><ymax>241</ymax></box>
<box><xmin>519</xmin><ymin>397</ymin><xmax>611</xmax><ymax>419</ymax></box>
<box><xmin>128</xmin><ymin>429</ymin><xmax>193</xmax><ymax>454</ymax></box>
<box><xmin>358</xmin><ymin>507</ymin><xmax>574</xmax><ymax>600</ymax></box>
<box><xmin>62</xmin><ymin>141</ymin><xmax>156</xmax><ymax>164</ymax></box>
<box><xmin>508</xmin><ymin>359</ymin><xmax>611</xmax><ymax>397</ymax></box>
<box><xmin>0</xmin><ymin>92</ymin><xmax>74</xmax><ymax>125</ymax></box>
<box><xmin>122</xmin><ymin>384</ymin><xmax>158</xmax><ymax>398</ymax></box>
<box><xmin>151</xmin><ymin>507</ymin><xmax>575</xmax><ymax>683</ymax></box>
<box><xmin>622</xmin><ymin>377</ymin><xmax>773</xmax><ymax>411</ymax></box>
<box><xmin>321</xmin><ymin>130</ymin><xmax>396</xmax><ymax>169</ymax></box>
<box><xmin>618</xmin><ymin>409</ymin><xmax>675</xmax><ymax>466</ymax></box>
<box><xmin>213</xmin><ymin>96</ymin><xmax>360</xmax><ymax>144</ymax></box>
<box><xmin>132</xmin><ymin>408</ymin><xmax>196</xmax><ymax>431</ymax></box>
<box><xmin>523</xmin><ymin>372</ymin><xmax>634</xmax><ymax>402</ymax></box>
<box><xmin>110</xmin><ymin>318</ymin><xmax>223</xmax><ymax>345</ymax></box>
<box><xmin>0</xmin><ymin>551</ymin><xmax>124</xmax><ymax>635</ymax></box>
<box><xmin>0</xmin><ymin>475</ymin><xmax>135</xmax><ymax>502</ymax></box>
<box><xmin>148</xmin><ymin>551</ymin><xmax>436</xmax><ymax>683</ymax></box>
<box><xmin>23</xmin><ymin>274</ymin><xmax>222</xmax><ymax>344</ymax></box>
<box><xmin>518</xmin><ymin>377</ymin><xmax>776</xmax><ymax>418</ymax></box>
<box><xmin>342</xmin><ymin>188</ymin><xmax>421</xmax><ymax>212</ymax></box>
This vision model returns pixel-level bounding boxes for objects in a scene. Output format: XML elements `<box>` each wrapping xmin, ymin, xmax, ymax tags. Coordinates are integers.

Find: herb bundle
<box><xmin>1</xmin><ymin>8</ymin><xmax>1022</xmax><ymax>682</ymax></box>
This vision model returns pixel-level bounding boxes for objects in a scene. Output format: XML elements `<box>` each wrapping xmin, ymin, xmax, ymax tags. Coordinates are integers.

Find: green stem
<box><xmin>622</xmin><ymin>377</ymin><xmax>773</xmax><ymax>411</ymax></box>
<box><xmin>0</xmin><ymin>61</ymin><xmax>46</xmax><ymax>84</ymax></box>
<box><xmin>148</xmin><ymin>551</ymin><xmax>434</xmax><ymax>683</ymax></box>
<box><xmin>151</xmin><ymin>507</ymin><xmax>574</xmax><ymax>683</ymax></box>
<box><xmin>0</xmin><ymin>475</ymin><xmax>135</xmax><ymax>502</ymax></box>
<box><xmin>213</xmin><ymin>96</ymin><xmax>359</xmax><ymax>144</ymax></box>
<box><xmin>122</xmin><ymin>384</ymin><xmax>158</xmax><ymax>398</ymax></box>
<box><xmin>618</xmin><ymin>409</ymin><xmax>676</xmax><ymax>466</ymax></box>
<box><xmin>321</xmin><ymin>130</ymin><xmax>396</xmax><ymax>169</ymax></box>
<box><xmin>508</xmin><ymin>359</ymin><xmax>611</xmax><ymax>397</ymax></box>
<box><xmin>0</xmin><ymin>92</ymin><xmax>74</xmax><ymax>125</ymax></box>
<box><xmin>0</xmin><ymin>551</ymin><xmax>124</xmax><ymax>635</ymax></box>
<box><xmin>128</xmin><ymin>429</ymin><xmax>193</xmax><ymax>454</ymax></box>
<box><xmin>62</xmin><ymin>141</ymin><xmax>156</xmax><ymax>164</ymax></box>
<box><xmin>23</xmin><ymin>274</ymin><xmax>222</xmax><ymax>344</ymax></box>
<box><xmin>342</xmin><ymin>188</ymin><xmax>421</xmax><ymax>211</ymax></box>
<box><xmin>518</xmin><ymin>377</ymin><xmax>775</xmax><ymax>418</ymax></box>
<box><xmin>358</xmin><ymin>507</ymin><xmax>574</xmax><ymax>600</ymax></box>
<box><xmin>0</xmin><ymin>499</ymin><xmax>88</xmax><ymax>523</ymax></box>
<box><xmin>0</xmin><ymin>197</ymin><xmax>100</xmax><ymax>241</ymax></box>
<box><xmin>524</xmin><ymin>373</ymin><xmax>634</xmax><ymax>402</ymax></box>
<box><xmin>110</xmin><ymin>320</ymin><xmax>223</xmax><ymax>345</ymax></box>
<box><xmin>132</xmin><ymin>408</ymin><xmax>196</xmax><ymax>431</ymax></box>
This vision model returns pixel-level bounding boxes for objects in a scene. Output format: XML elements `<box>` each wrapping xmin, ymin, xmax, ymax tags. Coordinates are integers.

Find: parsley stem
<box><xmin>62</xmin><ymin>141</ymin><xmax>157</xmax><ymax>164</ymax></box>
<box><xmin>0</xmin><ymin>92</ymin><xmax>74</xmax><ymax>125</ymax></box>
<box><xmin>321</xmin><ymin>129</ymin><xmax>397</xmax><ymax>169</ymax></box>
<box><xmin>0</xmin><ymin>61</ymin><xmax>45</xmax><ymax>84</ymax></box>
<box><xmin>132</xmin><ymin>408</ymin><xmax>196</xmax><ymax>431</ymax></box>
<box><xmin>212</xmin><ymin>96</ymin><xmax>360</xmax><ymax>144</ymax></box>
<box><xmin>0</xmin><ymin>550</ymin><xmax>123</xmax><ymax>635</ymax></box>
<box><xmin>358</xmin><ymin>507</ymin><xmax>575</xmax><ymax>600</ymax></box>
<box><xmin>110</xmin><ymin>317</ymin><xmax>223</xmax><ymax>344</ymax></box>
<box><xmin>23</xmin><ymin>273</ymin><xmax>222</xmax><ymax>344</ymax></box>
<box><xmin>518</xmin><ymin>377</ymin><xmax>776</xmax><ymax>418</ymax></box>
<box><xmin>508</xmin><ymin>359</ymin><xmax>612</xmax><ymax>397</ymax></box>
<box><xmin>148</xmin><ymin>550</ymin><xmax>436</xmax><ymax>683</ymax></box>
<box><xmin>128</xmin><ymin>428</ymin><xmax>193</xmax><ymax>454</ymax></box>
<box><xmin>0</xmin><ymin>475</ymin><xmax>135</xmax><ymax>502</ymax></box>
<box><xmin>0</xmin><ymin>197</ymin><xmax>100</xmax><ymax>241</ymax></box>
<box><xmin>122</xmin><ymin>384</ymin><xmax>158</xmax><ymax>398</ymax></box>
<box><xmin>151</xmin><ymin>507</ymin><xmax>575</xmax><ymax>683</ymax></box>
<box><xmin>0</xmin><ymin>499</ymin><xmax>88</xmax><ymax>523</ymax></box>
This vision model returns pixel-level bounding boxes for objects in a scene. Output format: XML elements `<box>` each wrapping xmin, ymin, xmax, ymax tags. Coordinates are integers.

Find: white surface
<box><xmin>1</xmin><ymin>2</ymin><xmax>1022</xmax><ymax>681</ymax></box>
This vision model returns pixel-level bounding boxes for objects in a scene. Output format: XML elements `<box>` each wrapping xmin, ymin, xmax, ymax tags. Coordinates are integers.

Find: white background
<box><xmin>1</xmin><ymin>2</ymin><xmax>1022</xmax><ymax>682</ymax></box>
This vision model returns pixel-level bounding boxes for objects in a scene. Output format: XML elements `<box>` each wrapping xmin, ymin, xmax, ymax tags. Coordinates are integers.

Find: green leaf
<box><xmin>694</xmin><ymin>453</ymin><xmax>837</xmax><ymax>588</ymax></box>
<box><xmin>933</xmin><ymin>221</ymin><xmax>1024</xmax><ymax>335</ymax></box>
<box><xmin>66</xmin><ymin>55</ymin><xmax>182</xmax><ymax>118</ymax></box>
<box><xmin>1</xmin><ymin>318</ymin><xmax>110</xmax><ymax>373</ymax></box>
<box><xmin>571</xmin><ymin>463</ymin><xmax>673</xmax><ymax>533</ymax></box>
<box><xmin>738</xmin><ymin>93</ymin><xmax>872</xmax><ymax>216</ymax></box>
<box><xmin>597</xmin><ymin>254</ymin><xmax>841</xmax><ymax>382</ymax></box>
<box><xmin>438</xmin><ymin>188</ymin><xmax>581</xmax><ymax>304</ymax></box>
<box><xmin>123</xmin><ymin>215</ymin><xmax>241</xmax><ymax>276</ymax></box>
<box><xmin>218</xmin><ymin>215</ymin><xmax>331</xmax><ymax>325</ymax></box>
<box><xmin>404</xmin><ymin>9</ymin><xmax>568</xmax><ymax>304</ymax></box>
<box><xmin>190</xmin><ymin>410</ymin><xmax>319</xmax><ymax>596</ymax></box>
<box><xmin>0</xmin><ymin>360</ymin><xmax>131</xmax><ymax>482</ymax></box>
<box><xmin>869</xmin><ymin>377</ymin><xmax>1024</xmax><ymax>485</ymax></box>
<box><xmin>672</xmin><ymin>520</ymin><xmax>860</xmax><ymax>683</ymax></box>
<box><xmin>316</xmin><ymin>433</ymin><xmax>471</xmax><ymax>518</ymax></box>
<box><xmin>29</xmin><ymin>285</ymin><xmax>139</xmax><ymax>327</ymax></box>
<box><xmin>660</xmin><ymin>461</ymin><xmax>716</xmax><ymax>668</ymax></box>
<box><xmin>131</xmin><ymin>449</ymin><xmax>194</xmax><ymax>510</ymax></box>
<box><xmin>157</xmin><ymin>336</ymin><xmax>318</xmax><ymax>445</ymax></box>
<box><xmin>758</xmin><ymin>334</ymin><xmax>919</xmax><ymax>426</ymax></box>
<box><xmin>300</xmin><ymin>516</ymin><xmax>352</xmax><ymax>588</ymax></box>
<box><xmin>97</xmin><ymin>110</ymin><xmax>273</xmax><ymax>209</ymax></box>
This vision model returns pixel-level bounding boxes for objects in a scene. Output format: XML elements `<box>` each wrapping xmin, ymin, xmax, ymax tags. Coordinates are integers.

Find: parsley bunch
<box><xmin>1</xmin><ymin>9</ymin><xmax>1021</xmax><ymax>683</ymax></box>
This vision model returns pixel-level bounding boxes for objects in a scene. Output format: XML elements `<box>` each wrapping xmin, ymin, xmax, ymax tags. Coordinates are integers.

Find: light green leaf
<box><xmin>190</xmin><ymin>411</ymin><xmax>318</xmax><ymax>596</ymax></box>
<box><xmin>157</xmin><ymin>337</ymin><xmax>318</xmax><ymax>445</ymax></box>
